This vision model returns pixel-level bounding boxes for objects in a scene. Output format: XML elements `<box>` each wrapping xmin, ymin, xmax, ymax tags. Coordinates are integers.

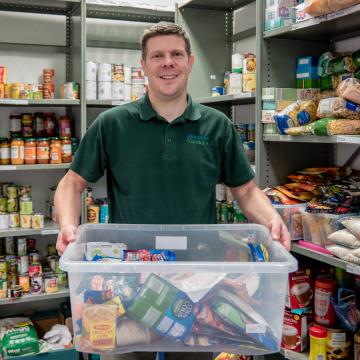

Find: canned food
<box><xmin>0</xmin><ymin>66</ymin><xmax>6</xmax><ymax>83</ymax></box>
<box><xmin>7</xmin><ymin>197</ymin><xmax>18</xmax><ymax>213</ymax></box>
<box><xmin>4</xmin><ymin>83</ymin><xmax>11</xmax><ymax>98</ymax></box>
<box><xmin>17</xmin><ymin>255</ymin><xmax>29</xmax><ymax>274</ymax></box>
<box><xmin>19</xmin><ymin>185</ymin><xmax>31</xmax><ymax>197</ymax></box>
<box><xmin>29</xmin><ymin>263</ymin><xmax>42</xmax><ymax>277</ymax></box>
<box><xmin>18</xmin><ymin>273</ymin><xmax>30</xmax><ymax>293</ymax></box>
<box><xmin>20</xmin><ymin>214</ymin><xmax>32</xmax><ymax>229</ymax></box>
<box><xmin>17</xmin><ymin>237</ymin><xmax>27</xmax><ymax>256</ymax></box>
<box><xmin>7</xmin><ymin>185</ymin><xmax>18</xmax><ymax>199</ymax></box>
<box><xmin>5</xmin><ymin>237</ymin><xmax>14</xmax><ymax>255</ymax></box>
<box><xmin>20</xmin><ymin>195</ymin><xmax>33</xmax><ymax>215</ymax></box>
<box><xmin>30</xmin><ymin>275</ymin><xmax>43</xmax><ymax>294</ymax></box>
<box><xmin>20</xmin><ymin>84</ymin><xmax>35</xmax><ymax>99</ymax></box>
<box><xmin>33</xmin><ymin>84</ymin><xmax>43</xmax><ymax>100</ymax></box>
<box><xmin>8</xmin><ymin>285</ymin><xmax>23</xmax><ymax>299</ymax></box>
<box><xmin>87</xmin><ymin>204</ymin><xmax>99</xmax><ymax>223</ymax></box>
<box><xmin>48</xmin><ymin>255</ymin><xmax>60</xmax><ymax>273</ymax></box>
<box><xmin>0</xmin><ymin>213</ymin><xmax>9</xmax><ymax>230</ymax></box>
<box><xmin>28</xmin><ymin>251</ymin><xmax>40</xmax><ymax>264</ymax></box>
<box><xmin>43</xmin><ymin>84</ymin><xmax>54</xmax><ymax>99</ymax></box>
<box><xmin>32</xmin><ymin>214</ymin><xmax>44</xmax><ymax>229</ymax></box>
<box><xmin>9</xmin><ymin>212</ymin><xmax>20</xmax><ymax>228</ymax></box>
<box><xmin>0</xmin><ymin>279</ymin><xmax>7</xmax><ymax>299</ymax></box>
<box><xmin>43</xmin><ymin>69</ymin><xmax>55</xmax><ymax>84</ymax></box>
<box><xmin>45</xmin><ymin>276</ymin><xmax>58</xmax><ymax>293</ymax></box>
<box><xmin>10</xmin><ymin>83</ymin><xmax>23</xmax><ymax>99</ymax></box>
<box><xmin>0</xmin><ymin>196</ymin><xmax>6</xmax><ymax>212</ymax></box>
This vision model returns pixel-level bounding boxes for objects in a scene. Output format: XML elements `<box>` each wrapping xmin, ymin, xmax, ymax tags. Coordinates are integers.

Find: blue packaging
<box><xmin>212</xmin><ymin>86</ymin><xmax>225</xmax><ymax>96</ymax></box>
<box><xmin>274</xmin><ymin>114</ymin><xmax>296</xmax><ymax>134</ymax></box>
<box><xmin>296</xmin><ymin>56</ymin><xmax>319</xmax><ymax>79</ymax></box>
<box><xmin>99</xmin><ymin>203</ymin><xmax>108</xmax><ymax>224</ymax></box>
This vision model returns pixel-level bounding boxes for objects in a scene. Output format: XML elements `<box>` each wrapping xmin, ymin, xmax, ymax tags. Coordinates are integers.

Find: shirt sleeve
<box><xmin>70</xmin><ymin>116</ymin><xmax>107</xmax><ymax>182</ymax></box>
<box><xmin>221</xmin><ymin>119</ymin><xmax>255</xmax><ymax>187</ymax></box>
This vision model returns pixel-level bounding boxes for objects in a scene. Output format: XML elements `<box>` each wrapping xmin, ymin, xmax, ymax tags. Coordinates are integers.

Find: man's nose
<box><xmin>163</xmin><ymin>54</ymin><xmax>174</xmax><ymax>66</ymax></box>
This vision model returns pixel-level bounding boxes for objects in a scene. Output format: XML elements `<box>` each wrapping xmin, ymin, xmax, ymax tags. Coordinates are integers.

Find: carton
<box><xmin>281</xmin><ymin>310</ymin><xmax>308</xmax><ymax>352</ymax></box>
<box><xmin>286</xmin><ymin>267</ymin><xmax>313</xmax><ymax>309</ymax></box>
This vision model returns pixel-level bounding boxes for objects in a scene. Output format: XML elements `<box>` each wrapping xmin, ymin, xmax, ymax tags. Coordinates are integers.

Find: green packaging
<box><xmin>353</xmin><ymin>49</ymin><xmax>360</xmax><ymax>68</ymax></box>
<box><xmin>2</xmin><ymin>321</ymin><xmax>39</xmax><ymax>357</ymax></box>
<box><xmin>296</xmin><ymin>78</ymin><xmax>319</xmax><ymax>89</ymax></box>
<box><xmin>320</xmin><ymin>75</ymin><xmax>333</xmax><ymax>91</ymax></box>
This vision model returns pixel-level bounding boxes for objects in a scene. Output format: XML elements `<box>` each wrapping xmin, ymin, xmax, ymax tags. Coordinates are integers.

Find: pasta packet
<box><xmin>285</xmin><ymin>124</ymin><xmax>313</xmax><ymax>136</ymax></box>
<box><xmin>304</xmin><ymin>0</ymin><xmax>360</xmax><ymax>16</ymax></box>
<box><xmin>312</xmin><ymin>118</ymin><xmax>360</xmax><ymax>136</ymax></box>
<box><xmin>274</xmin><ymin>101</ymin><xmax>301</xmax><ymax>134</ymax></box>
<box><xmin>297</xmin><ymin>100</ymin><xmax>319</xmax><ymax>124</ymax></box>
<box><xmin>337</xmin><ymin>77</ymin><xmax>360</xmax><ymax>105</ymax></box>
<box><xmin>328</xmin><ymin>56</ymin><xmax>357</xmax><ymax>75</ymax></box>
<box><xmin>317</xmin><ymin>97</ymin><xmax>360</xmax><ymax>119</ymax></box>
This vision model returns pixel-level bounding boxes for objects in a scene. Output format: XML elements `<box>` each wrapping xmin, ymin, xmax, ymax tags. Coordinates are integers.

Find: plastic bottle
<box><xmin>309</xmin><ymin>325</ymin><xmax>327</xmax><ymax>360</ymax></box>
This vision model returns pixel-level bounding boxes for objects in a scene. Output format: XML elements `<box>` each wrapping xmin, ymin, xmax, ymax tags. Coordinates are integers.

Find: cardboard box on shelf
<box><xmin>281</xmin><ymin>310</ymin><xmax>308</xmax><ymax>352</ymax></box>
<box><xmin>286</xmin><ymin>267</ymin><xmax>313</xmax><ymax>310</ymax></box>
<box><xmin>262</xmin><ymin>110</ymin><xmax>276</xmax><ymax>123</ymax></box>
<box><xmin>262</xmin><ymin>87</ymin><xmax>297</xmax><ymax>101</ymax></box>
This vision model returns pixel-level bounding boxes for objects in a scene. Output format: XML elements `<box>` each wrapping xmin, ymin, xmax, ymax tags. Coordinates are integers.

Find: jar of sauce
<box><xmin>44</xmin><ymin>113</ymin><xmax>57</xmax><ymax>137</ymax></box>
<box><xmin>59</xmin><ymin>115</ymin><xmax>72</xmax><ymax>137</ymax></box>
<box><xmin>24</xmin><ymin>138</ymin><xmax>36</xmax><ymax>165</ymax></box>
<box><xmin>50</xmin><ymin>138</ymin><xmax>62</xmax><ymax>164</ymax></box>
<box><xmin>11</xmin><ymin>137</ymin><xmax>24</xmax><ymax>165</ymax></box>
<box><xmin>21</xmin><ymin>113</ymin><xmax>34</xmax><ymax>138</ymax></box>
<box><xmin>0</xmin><ymin>138</ymin><xmax>10</xmax><ymax>165</ymax></box>
<box><xmin>34</xmin><ymin>112</ymin><xmax>45</xmax><ymax>137</ymax></box>
<box><xmin>36</xmin><ymin>138</ymin><xmax>50</xmax><ymax>164</ymax></box>
<box><xmin>61</xmin><ymin>137</ymin><xmax>72</xmax><ymax>163</ymax></box>
<box><xmin>9</xmin><ymin>114</ymin><xmax>22</xmax><ymax>138</ymax></box>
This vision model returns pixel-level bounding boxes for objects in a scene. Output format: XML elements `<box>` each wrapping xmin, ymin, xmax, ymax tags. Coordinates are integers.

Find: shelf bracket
<box><xmin>343</xmin><ymin>146</ymin><xmax>360</xmax><ymax>168</ymax></box>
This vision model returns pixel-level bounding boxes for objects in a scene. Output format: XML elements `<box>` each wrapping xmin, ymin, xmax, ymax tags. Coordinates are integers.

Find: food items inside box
<box><xmin>71</xmin><ymin>237</ymin><xmax>281</xmax><ymax>354</ymax></box>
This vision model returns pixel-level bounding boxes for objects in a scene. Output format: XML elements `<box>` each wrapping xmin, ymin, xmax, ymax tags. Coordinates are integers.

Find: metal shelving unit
<box><xmin>196</xmin><ymin>93</ymin><xmax>256</xmax><ymax>106</ymax></box>
<box><xmin>263</xmin><ymin>134</ymin><xmax>360</xmax><ymax>145</ymax></box>
<box><xmin>0</xmin><ymin>220</ymin><xmax>59</xmax><ymax>238</ymax></box>
<box><xmin>0</xmin><ymin>289</ymin><xmax>69</xmax><ymax>306</ymax></box>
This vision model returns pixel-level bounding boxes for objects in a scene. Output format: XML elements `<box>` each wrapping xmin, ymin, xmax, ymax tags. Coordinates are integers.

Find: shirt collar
<box><xmin>139</xmin><ymin>93</ymin><xmax>201</xmax><ymax>122</ymax></box>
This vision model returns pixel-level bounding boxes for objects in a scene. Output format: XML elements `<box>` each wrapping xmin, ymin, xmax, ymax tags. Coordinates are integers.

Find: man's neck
<box><xmin>148</xmin><ymin>90</ymin><xmax>188</xmax><ymax>123</ymax></box>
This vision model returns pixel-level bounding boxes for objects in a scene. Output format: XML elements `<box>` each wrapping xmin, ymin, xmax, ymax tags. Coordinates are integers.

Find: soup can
<box><xmin>30</xmin><ymin>276</ymin><xmax>43</xmax><ymax>295</ymax></box>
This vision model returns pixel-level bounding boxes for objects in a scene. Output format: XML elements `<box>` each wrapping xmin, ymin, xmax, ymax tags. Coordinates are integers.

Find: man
<box><xmin>55</xmin><ymin>22</ymin><xmax>290</xmax><ymax>360</ymax></box>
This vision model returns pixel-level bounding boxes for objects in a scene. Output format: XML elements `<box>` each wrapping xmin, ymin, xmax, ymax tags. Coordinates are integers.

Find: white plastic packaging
<box><xmin>86</xmin><ymin>61</ymin><xmax>97</xmax><ymax>81</ymax></box>
<box><xmin>86</xmin><ymin>81</ymin><xmax>97</xmax><ymax>100</ymax></box>
<box><xmin>98</xmin><ymin>81</ymin><xmax>111</xmax><ymax>100</ymax></box>
<box><xmin>97</xmin><ymin>63</ymin><xmax>112</xmax><ymax>82</ymax></box>
<box><xmin>111</xmin><ymin>82</ymin><xmax>125</xmax><ymax>101</ymax></box>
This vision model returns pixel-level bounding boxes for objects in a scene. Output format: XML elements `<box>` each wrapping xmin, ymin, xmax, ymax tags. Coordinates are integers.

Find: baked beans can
<box><xmin>30</xmin><ymin>275</ymin><xmax>43</xmax><ymax>294</ymax></box>
<box><xmin>8</xmin><ymin>285</ymin><xmax>23</xmax><ymax>299</ymax></box>
<box><xmin>9</xmin><ymin>212</ymin><xmax>20</xmax><ymax>228</ymax></box>
<box><xmin>29</xmin><ymin>263</ymin><xmax>42</xmax><ymax>277</ymax></box>
<box><xmin>45</xmin><ymin>276</ymin><xmax>58</xmax><ymax>293</ymax></box>
<box><xmin>28</xmin><ymin>251</ymin><xmax>40</xmax><ymax>264</ymax></box>
<box><xmin>87</xmin><ymin>204</ymin><xmax>99</xmax><ymax>223</ymax></box>
<box><xmin>43</xmin><ymin>69</ymin><xmax>55</xmax><ymax>84</ymax></box>
<box><xmin>112</xmin><ymin>64</ymin><xmax>124</xmax><ymax>82</ymax></box>
<box><xmin>43</xmin><ymin>84</ymin><xmax>54</xmax><ymax>99</ymax></box>
<box><xmin>17</xmin><ymin>237</ymin><xmax>27</xmax><ymax>256</ymax></box>
<box><xmin>17</xmin><ymin>255</ymin><xmax>29</xmax><ymax>274</ymax></box>
<box><xmin>32</xmin><ymin>214</ymin><xmax>44</xmax><ymax>229</ymax></box>
<box><xmin>0</xmin><ymin>213</ymin><xmax>9</xmax><ymax>230</ymax></box>
<box><xmin>20</xmin><ymin>214</ymin><xmax>32</xmax><ymax>229</ymax></box>
<box><xmin>0</xmin><ymin>279</ymin><xmax>7</xmax><ymax>298</ymax></box>
<box><xmin>18</xmin><ymin>273</ymin><xmax>30</xmax><ymax>293</ymax></box>
<box><xmin>0</xmin><ymin>66</ymin><xmax>7</xmax><ymax>83</ymax></box>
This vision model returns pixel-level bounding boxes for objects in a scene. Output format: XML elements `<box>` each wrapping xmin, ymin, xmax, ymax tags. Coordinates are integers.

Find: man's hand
<box><xmin>56</xmin><ymin>225</ymin><xmax>77</xmax><ymax>255</ymax></box>
<box><xmin>268</xmin><ymin>216</ymin><xmax>291</xmax><ymax>251</ymax></box>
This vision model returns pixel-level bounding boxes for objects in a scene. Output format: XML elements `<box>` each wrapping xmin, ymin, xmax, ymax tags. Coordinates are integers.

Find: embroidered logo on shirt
<box><xmin>186</xmin><ymin>134</ymin><xmax>209</xmax><ymax>146</ymax></box>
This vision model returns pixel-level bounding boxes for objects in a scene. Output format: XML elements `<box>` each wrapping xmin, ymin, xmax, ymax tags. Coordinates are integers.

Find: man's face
<box><xmin>141</xmin><ymin>35</ymin><xmax>194</xmax><ymax>100</ymax></box>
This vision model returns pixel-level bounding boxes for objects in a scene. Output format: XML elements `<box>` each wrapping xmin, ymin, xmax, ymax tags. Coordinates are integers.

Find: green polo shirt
<box><xmin>70</xmin><ymin>94</ymin><xmax>254</xmax><ymax>224</ymax></box>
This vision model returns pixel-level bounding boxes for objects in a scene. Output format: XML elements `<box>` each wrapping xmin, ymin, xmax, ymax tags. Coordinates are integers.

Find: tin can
<box><xmin>4</xmin><ymin>83</ymin><xmax>11</xmax><ymax>98</ymax></box>
<box><xmin>29</xmin><ymin>263</ymin><xmax>42</xmax><ymax>277</ymax></box>
<box><xmin>48</xmin><ymin>244</ymin><xmax>57</xmax><ymax>256</ymax></box>
<box><xmin>43</xmin><ymin>68</ymin><xmax>55</xmax><ymax>84</ymax></box>
<box><xmin>10</xmin><ymin>83</ymin><xmax>23</xmax><ymax>99</ymax></box>
<box><xmin>0</xmin><ymin>279</ymin><xmax>7</xmax><ymax>299</ymax></box>
<box><xmin>99</xmin><ymin>203</ymin><xmax>108</xmax><ymax>224</ymax></box>
<box><xmin>87</xmin><ymin>204</ymin><xmax>99</xmax><ymax>223</ymax></box>
<box><xmin>0</xmin><ymin>66</ymin><xmax>6</xmax><ymax>83</ymax></box>
<box><xmin>8</xmin><ymin>285</ymin><xmax>22</xmax><ymax>299</ymax></box>
<box><xmin>30</xmin><ymin>275</ymin><xmax>43</xmax><ymax>294</ymax></box>
<box><xmin>28</xmin><ymin>251</ymin><xmax>40</xmax><ymax>264</ymax></box>
<box><xmin>314</xmin><ymin>277</ymin><xmax>337</xmax><ymax>326</ymax></box>
<box><xmin>43</xmin><ymin>84</ymin><xmax>54</xmax><ymax>99</ymax></box>
<box><xmin>32</xmin><ymin>214</ymin><xmax>44</xmax><ymax>229</ymax></box>
<box><xmin>17</xmin><ymin>255</ymin><xmax>29</xmax><ymax>274</ymax></box>
<box><xmin>0</xmin><ymin>261</ymin><xmax>7</xmax><ymax>279</ymax></box>
<box><xmin>19</xmin><ymin>185</ymin><xmax>31</xmax><ymax>197</ymax></box>
<box><xmin>5</xmin><ymin>237</ymin><xmax>14</xmax><ymax>255</ymax></box>
<box><xmin>0</xmin><ymin>196</ymin><xmax>6</xmax><ymax>212</ymax></box>
<box><xmin>18</xmin><ymin>273</ymin><xmax>30</xmax><ymax>293</ymax></box>
<box><xmin>0</xmin><ymin>213</ymin><xmax>9</xmax><ymax>230</ymax></box>
<box><xmin>57</xmin><ymin>272</ymin><xmax>67</xmax><ymax>288</ymax></box>
<box><xmin>20</xmin><ymin>195</ymin><xmax>33</xmax><ymax>215</ymax></box>
<box><xmin>7</xmin><ymin>197</ymin><xmax>18</xmax><ymax>213</ymax></box>
<box><xmin>17</xmin><ymin>237</ymin><xmax>27</xmax><ymax>256</ymax></box>
<box><xmin>9</xmin><ymin>212</ymin><xmax>20</xmax><ymax>228</ymax></box>
<box><xmin>7</xmin><ymin>185</ymin><xmax>18</xmax><ymax>199</ymax></box>
<box><xmin>45</xmin><ymin>276</ymin><xmax>58</xmax><ymax>293</ymax></box>
<box><xmin>20</xmin><ymin>214</ymin><xmax>32</xmax><ymax>229</ymax></box>
<box><xmin>48</xmin><ymin>256</ymin><xmax>60</xmax><ymax>273</ymax></box>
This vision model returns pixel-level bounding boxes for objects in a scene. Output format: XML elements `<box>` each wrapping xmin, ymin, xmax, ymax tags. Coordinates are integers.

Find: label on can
<box><xmin>31</xmin><ymin>276</ymin><xmax>43</xmax><ymax>295</ymax></box>
<box><xmin>9</xmin><ymin>212</ymin><xmax>20</xmax><ymax>228</ymax></box>
<box><xmin>8</xmin><ymin>285</ymin><xmax>23</xmax><ymax>299</ymax></box>
<box><xmin>18</xmin><ymin>274</ymin><xmax>30</xmax><ymax>293</ymax></box>
<box><xmin>17</xmin><ymin>238</ymin><xmax>27</xmax><ymax>256</ymax></box>
<box><xmin>45</xmin><ymin>276</ymin><xmax>58</xmax><ymax>293</ymax></box>
<box><xmin>29</xmin><ymin>263</ymin><xmax>42</xmax><ymax>277</ymax></box>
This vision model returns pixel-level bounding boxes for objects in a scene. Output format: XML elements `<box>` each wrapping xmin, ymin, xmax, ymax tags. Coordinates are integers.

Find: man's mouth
<box><xmin>160</xmin><ymin>75</ymin><xmax>178</xmax><ymax>80</ymax></box>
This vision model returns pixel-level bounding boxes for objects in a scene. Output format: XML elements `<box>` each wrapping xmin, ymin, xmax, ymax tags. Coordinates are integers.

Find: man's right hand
<box><xmin>56</xmin><ymin>225</ymin><xmax>77</xmax><ymax>255</ymax></box>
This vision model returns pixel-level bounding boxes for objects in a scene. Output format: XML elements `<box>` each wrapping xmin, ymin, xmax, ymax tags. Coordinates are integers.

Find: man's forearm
<box><xmin>54</xmin><ymin>172</ymin><xmax>86</xmax><ymax>228</ymax></box>
<box><xmin>231</xmin><ymin>180</ymin><xmax>280</xmax><ymax>227</ymax></box>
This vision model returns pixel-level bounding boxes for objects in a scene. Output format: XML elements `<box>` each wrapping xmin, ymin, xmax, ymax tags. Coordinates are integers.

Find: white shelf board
<box><xmin>0</xmin><ymin>220</ymin><xmax>59</xmax><ymax>238</ymax></box>
<box><xmin>0</xmin><ymin>289</ymin><xmax>69</xmax><ymax>306</ymax></box>
<box><xmin>263</xmin><ymin>134</ymin><xmax>360</xmax><ymax>144</ymax></box>
<box><xmin>279</xmin><ymin>348</ymin><xmax>309</xmax><ymax>360</ymax></box>
<box><xmin>0</xmin><ymin>163</ymin><xmax>71</xmax><ymax>171</ymax></box>
<box><xmin>0</xmin><ymin>99</ymin><xmax>80</xmax><ymax>106</ymax></box>
<box><xmin>195</xmin><ymin>93</ymin><xmax>256</xmax><ymax>105</ymax></box>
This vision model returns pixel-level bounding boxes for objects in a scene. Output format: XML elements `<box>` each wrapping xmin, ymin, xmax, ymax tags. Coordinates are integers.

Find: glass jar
<box><xmin>59</xmin><ymin>115</ymin><xmax>72</xmax><ymax>138</ymax></box>
<box><xmin>61</xmin><ymin>137</ymin><xmax>72</xmax><ymax>163</ymax></box>
<box><xmin>10</xmin><ymin>137</ymin><xmax>24</xmax><ymax>165</ymax></box>
<box><xmin>24</xmin><ymin>138</ymin><xmax>37</xmax><ymax>165</ymax></box>
<box><xmin>9</xmin><ymin>114</ymin><xmax>22</xmax><ymax>138</ymax></box>
<box><xmin>36</xmin><ymin>138</ymin><xmax>50</xmax><ymax>164</ymax></box>
<box><xmin>0</xmin><ymin>138</ymin><xmax>10</xmax><ymax>165</ymax></box>
<box><xmin>44</xmin><ymin>113</ymin><xmax>57</xmax><ymax>137</ymax></box>
<box><xmin>50</xmin><ymin>138</ymin><xmax>62</xmax><ymax>164</ymax></box>
<box><xmin>21</xmin><ymin>113</ymin><xmax>34</xmax><ymax>138</ymax></box>
<box><xmin>34</xmin><ymin>112</ymin><xmax>45</xmax><ymax>137</ymax></box>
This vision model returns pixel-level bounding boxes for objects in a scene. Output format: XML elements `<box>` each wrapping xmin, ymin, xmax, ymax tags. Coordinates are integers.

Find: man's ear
<box><xmin>141</xmin><ymin>58</ymin><xmax>147</xmax><ymax>76</ymax></box>
<box><xmin>188</xmin><ymin>53</ymin><xmax>195</xmax><ymax>72</ymax></box>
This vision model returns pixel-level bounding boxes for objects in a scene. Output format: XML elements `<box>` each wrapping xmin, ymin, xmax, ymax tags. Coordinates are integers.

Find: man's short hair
<box><xmin>141</xmin><ymin>22</ymin><xmax>191</xmax><ymax>60</ymax></box>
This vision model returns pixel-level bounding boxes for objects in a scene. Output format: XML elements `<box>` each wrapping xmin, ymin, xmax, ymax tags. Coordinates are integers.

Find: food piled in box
<box><xmin>60</xmin><ymin>224</ymin><xmax>297</xmax><ymax>355</ymax></box>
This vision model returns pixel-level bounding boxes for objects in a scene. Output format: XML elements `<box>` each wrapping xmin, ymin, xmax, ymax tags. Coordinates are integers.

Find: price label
<box><xmin>41</xmin><ymin>229</ymin><xmax>59</xmax><ymax>235</ymax></box>
<box><xmin>346</xmin><ymin>263</ymin><xmax>360</xmax><ymax>275</ymax></box>
<box><xmin>0</xmin><ymin>165</ymin><xmax>16</xmax><ymax>170</ymax></box>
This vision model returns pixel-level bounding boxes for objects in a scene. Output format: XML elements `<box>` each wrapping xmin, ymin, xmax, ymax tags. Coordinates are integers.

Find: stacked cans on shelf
<box><xmin>86</xmin><ymin>61</ymin><xmax>147</xmax><ymax>101</ymax></box>
<box><xmin>0</xmin><ymin>238</ymin><xmax>67</xmax><ymax>299</ymax></box>
<box><xmin>0</xmin><ymin>184</ymin><xmax>44</xmax><ymax>231</ymax></box>
<box><xmin>85</xmin><ymin>187</ymin><xmax>109</xmax><ymax>224</ymax></box>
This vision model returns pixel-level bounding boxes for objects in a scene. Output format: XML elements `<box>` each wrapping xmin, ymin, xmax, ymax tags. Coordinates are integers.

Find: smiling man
<box><xmin>55</xmin><ymin>22</ymin><xmax>290</xmax><ymax>360</ymax></box>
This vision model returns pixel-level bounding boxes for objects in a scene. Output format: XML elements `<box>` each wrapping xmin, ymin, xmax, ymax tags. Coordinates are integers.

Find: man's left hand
<box><xmin>268</xmin><ymin>217</ymin><xmax>291</xmax><ymax>251</ymax></box>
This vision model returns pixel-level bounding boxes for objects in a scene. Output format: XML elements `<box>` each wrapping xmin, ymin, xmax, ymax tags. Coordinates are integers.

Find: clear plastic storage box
<box><xmin>60</xmin><ymin>224</ymin><xmax>297</xmax><ymax>356</ymax></box>
<box><xmin>274</xmin><ymin>203</ymin><xmax>307</xmax><ymax>240</ymax></box>
<box><xmin>301</xmin><ymin>211</ymin><xmax>345</xmax><ymax>247</ymax></box>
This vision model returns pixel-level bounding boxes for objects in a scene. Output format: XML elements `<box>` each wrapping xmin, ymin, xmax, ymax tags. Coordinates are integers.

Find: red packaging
<box><xmin>43</xmin><ymin>84</ymin><xmax>54</xmax><ymax>99</ymax></box>
<box><xmin>29</xmin><ymin>263</ymin><xmax>42</xmax><ymax>277</ymax></box>
<box><xmin>281</xmin><ymin>310</ymin><xmax>308</xmax><ymax>352</ymax></box>
<box><xmin>0</xmin><ymin>66</ymin><xmax>7</xmax><ymax>83</ymax></box>
<box><xmin>286</xmin><ymin>267</ymin><xmax>313</xmax><ymax>309</ymax></box>
<box><xmin>44</xmin><ymin>112</ymin><xmax>57</xmax><ymax>137</ymax></box>
<box><xmin>314</xmin><ymin>277</ymin><xmax>337</xmax><ymax>326</ymax></box>
<box><xmin>43</xmin><ymin>68</ymin><xmax>55</xmax><ymax>84</ymax></box>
